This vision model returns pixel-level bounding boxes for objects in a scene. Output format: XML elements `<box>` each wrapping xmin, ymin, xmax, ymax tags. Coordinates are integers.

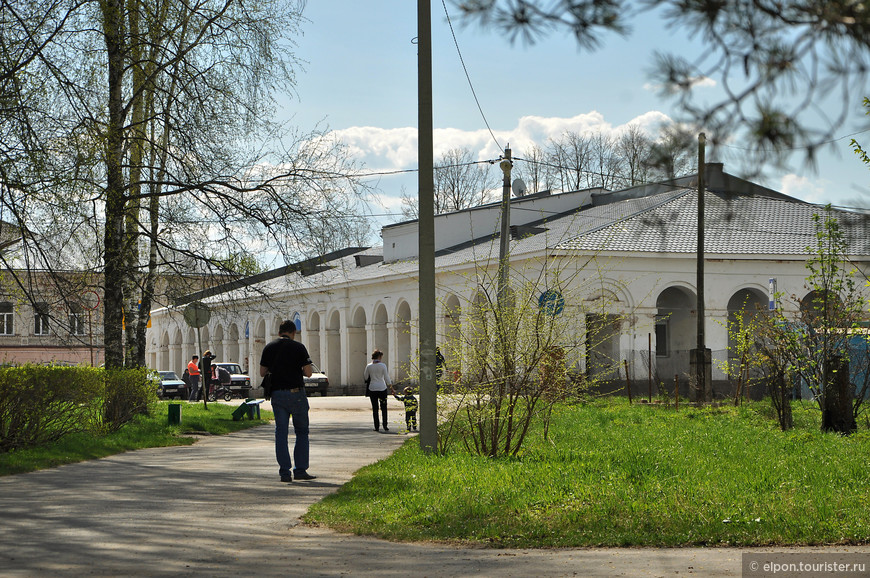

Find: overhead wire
<box><xmin>440</xmin><ymin>0</ymin><xmax>502</xmax><ymax>152</ymax></box>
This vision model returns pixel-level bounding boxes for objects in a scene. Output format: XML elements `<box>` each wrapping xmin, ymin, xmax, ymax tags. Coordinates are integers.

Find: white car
<box><xmin>304</xmin><ymin>364</ymin><xmax>329</xmax><ymax>396</ymax></box>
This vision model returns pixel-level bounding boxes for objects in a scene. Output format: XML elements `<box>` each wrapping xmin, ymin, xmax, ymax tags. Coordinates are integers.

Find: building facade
<box><xmin>146</xmin><ymin>165</ymin><xmax>870</xmax><ymax>396</ymax></box>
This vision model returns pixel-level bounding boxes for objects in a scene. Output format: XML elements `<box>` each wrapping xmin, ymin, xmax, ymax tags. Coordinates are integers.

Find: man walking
<box><xmin>187</xmin><ymin>355</ymin><xmax>201</xmax><ymax>402</ymax></box>
<box><xmin>260</xmin><ymin>320</ymin><xmax>315</xmax><ymax>483</ymax></box>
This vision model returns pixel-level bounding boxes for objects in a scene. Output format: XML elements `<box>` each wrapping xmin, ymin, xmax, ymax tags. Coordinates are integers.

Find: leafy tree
<box><xmin>0</xmin><ymin>0</ymin><xmax>371</xmax><ymax>368</ymax></box>
<box><xmin>457</xmin><ymin>0</ymin><xmax>870</xmax><ymax>168</ymax></box>
<box><xmin>429</xmin><ymin>249</ymin><xmax>632</xmax><ymax>457</ymax></box>
<box><xmin>746</xmin><ymin>208</ymin><xmax>868</xmax><ymax>433</ymax></box>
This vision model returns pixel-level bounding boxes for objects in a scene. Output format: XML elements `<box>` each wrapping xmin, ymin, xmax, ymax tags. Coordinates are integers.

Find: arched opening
<box><xmin>307</xmin><ymin>311</ymin><xmax>322</xmax><ymax>368</ymax></box>
<box><xmin>199</xmin><ymin>326</ymin><xmax>211</xmax><ymax>357</ymax></box>
<box><xmin>171</xmin><ymin>327</ymin><xmax>184</xmax><ymax>375</ymax></box>
<box><xmin>655</xmin><ymin>286</ymin><xmax>697</xmax><ymax>386</ymax></box>
<box><xmin>327</xmin><ymin>310</ymin><xmax>342</xmax><ymax>386</ymax></box>
<box><xmin>159</xmin><ymin>330</ymin><xmax>170</xmax><ymax>370</ymax></box>
<box><xmin>800</xmin><ymin>289</ymin><xmax>844</xmax><ymax>322</ymax></box>
<box><xmin>348</xmin><ymin>306</ymin><xmax>367</xmax><ymax>386</ymax></box>
<box><xmin>251</xmin><ymin>318</ymin><xmax>266</xmax><ymax>384</ymax></box>
<box><xmin>186</xmin><ymin>327</ymin><xmax>196</xmax><ymax>366</ymax></box>
<box><xmin>373</xmin><ymin>303</ymin><xmax>389</xmax><ymax>367</ymax></box>
<box><xmin>226</xmin><ymin>323</ymin><xmax>240</xmax><ymax>364</ymax></box>
<box><xmin>725</xmin><ymin>288</ymin><xmax>768</xmax><ymax>400</ymax></box>
<box><xmin>467</xmin><ymin>290</ymin><xmax>490</xmax><ymax>384</ymax></box>
<box><xmin>442</xmin><ymin>294</ymin><xmax>462</xmax><ymax>382</ymax></box>
<box><xmin>395</xmin><ymin>301</ymin><xmax>412</xmax><ymax>381</ymax></box>
<box><xmin>584</xmin><ymin>289</ymin><xmax>622</xmax><ymax>380</ymax></box>
<box><xmin>213</xmin><ymin>325</ymin><xmax>225</xmax><ymax>360</ymax></box>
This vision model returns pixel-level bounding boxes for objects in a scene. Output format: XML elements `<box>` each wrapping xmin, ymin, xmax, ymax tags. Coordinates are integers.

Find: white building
<box><xmin>146</xmin><ymin>164</ymin><xmax>870</xmax><ymax>397</ymax></box>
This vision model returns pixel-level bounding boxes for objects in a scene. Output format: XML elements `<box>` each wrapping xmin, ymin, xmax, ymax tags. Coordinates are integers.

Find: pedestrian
<box><xmin>364</xmin><ymin>349</ymin><xmax>392</xmax><ymax>432</ymax></box>
<box><xmin>187</xmin><ymin>355</ymin><xmax>201</xmax><ymax>402</ymax></box>
<box><xmin>259</xmin><ymin>320</ymin><xmax>316</xmax><ymax>483</ymax></box>
<box><xmin>435</xmin><ymin>346</ymin><xmax>445</xmax><ymax>390</ymax></box>
<box><xmin>392</xmin><ymin>386</ymin><xmax>418</xmax><ymax>432</ymax></box>
<box><xmin>199</xmin><ymin>350</ymin><xmax>216</xmax><ymax>401</ymax></box>
<box><xmin>212</xmin><ymin>364</ymin><xmax>232</xmax><ymax>396</ymax></box>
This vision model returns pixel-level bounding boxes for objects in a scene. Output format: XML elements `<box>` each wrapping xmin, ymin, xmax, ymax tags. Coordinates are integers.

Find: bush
<box><xmin>98</xmin><ymin>368</ymin><xmax>158</xmax><ymax>433</ymax></box>
<box><xmin>0</xmin><ymin>365</ymin><xmax>158</xmax><ymax>452</ymax></box>
<box><xmin>0</xmin><ymin>365</ymin><xmax>103</xmax><ymax>452</ymax></box>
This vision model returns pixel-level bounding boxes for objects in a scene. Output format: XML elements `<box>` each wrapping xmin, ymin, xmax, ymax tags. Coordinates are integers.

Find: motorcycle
<box><xmin>207</xmin><ymin>382</ymin><xmax>234</xmax><ymax>402</ymax></box>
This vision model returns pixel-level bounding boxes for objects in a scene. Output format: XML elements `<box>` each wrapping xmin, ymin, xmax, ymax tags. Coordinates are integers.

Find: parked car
<box><xmin>155</xmin><ymin>370</ymin><xmax>189</xmax><ymax>399</ymax></box>
<box><xmin>212</xmin><ymin>362</ymin><xmax>252</xmax><ymax>398</ymax></box>
<box><xmin>304</xmin><ymin>363</ymin><xmax>329</xmax><ymax>397</ymax></box>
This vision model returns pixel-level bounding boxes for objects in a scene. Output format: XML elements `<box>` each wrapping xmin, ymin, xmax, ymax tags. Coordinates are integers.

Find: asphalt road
<box><xmin>0</xmin><ymin>397</ymin><xmax>867</xmax><ymax>577</ymax></box>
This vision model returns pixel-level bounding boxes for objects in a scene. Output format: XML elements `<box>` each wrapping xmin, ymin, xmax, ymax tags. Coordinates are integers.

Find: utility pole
<box><xmin>691</xmin><ymin>133</ymin><xmax>712</xmax><ymax>402</ymax></box>
<box><xmin>417</xmin><ymin>0</ymin><xmax>437</xmax><ymax>453</ymax></box>
<box><xmin>497</xmin><ymin>146</ymin><xmax>512</xmax><ymax>306</ymax></box>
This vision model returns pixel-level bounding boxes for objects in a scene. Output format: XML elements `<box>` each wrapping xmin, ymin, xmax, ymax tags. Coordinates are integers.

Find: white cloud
<box><xmin>328</xmin><ymin>110</ymin><xmax>677</xmax><ymax>174</ymax></box>
<box><xmin>779</xmin><ymin>174</ymin><xmax>828</xmax><ymax>203</ymax></box>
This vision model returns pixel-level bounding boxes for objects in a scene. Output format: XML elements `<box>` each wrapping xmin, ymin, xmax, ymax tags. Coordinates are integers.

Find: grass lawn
<box><xmin>304</xmin><ymin>398</ymin><xmax>870</xmax><ymax>548</ymax></box>
<box><xmin>0</xmin><ymin>401</ymin><xmax>273</xmax><ymax>476</ymax></box>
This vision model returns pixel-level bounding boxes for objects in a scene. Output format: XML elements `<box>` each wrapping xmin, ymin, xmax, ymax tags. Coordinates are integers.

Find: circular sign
<box><xmin>183</xmin><ymin>301</ymin><xmax>211</xmax><ymax>328</ymax></box>
<box><xmin>538</xmin><ymin>290</ymin><xmax>565</xmax><ymax>316</ymax></box>
<box><xmin>82</xmin><ymin>290</ymin><xmax>100</xmax><ymax>311</ymax></box>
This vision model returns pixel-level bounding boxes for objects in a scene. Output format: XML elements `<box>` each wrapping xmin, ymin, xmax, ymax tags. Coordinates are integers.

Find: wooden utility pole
<box><xmin>497</xmin><ymin>146</ymin><xmax>512</xmax><ymax>306</ymax></box>
<box><xmin>691</xmin><ymin>133</ymin><xmax>712</xmax><ymax>402</ymax></box>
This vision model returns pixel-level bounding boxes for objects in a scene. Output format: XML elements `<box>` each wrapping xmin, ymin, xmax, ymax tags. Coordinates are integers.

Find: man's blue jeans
<box><xmin>271</xmin><ymin>389</ymin><xmax>310</xmax><ymax>477</ymax></box>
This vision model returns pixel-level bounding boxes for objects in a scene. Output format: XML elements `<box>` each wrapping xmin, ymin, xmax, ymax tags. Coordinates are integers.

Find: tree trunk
<box><xmin>822</xmin><ymin>355</ymin><xmax>856</xmax><ymax>434</ymax></box>
<box><xmin>777</xmin><ymin>371</ymin><xmax>793</xmax><ymax>431</ymax></box>
<box><xmin>100</xmin><ymin>0</ymin><xmax>127</xmax><ymax>369</ymax></box>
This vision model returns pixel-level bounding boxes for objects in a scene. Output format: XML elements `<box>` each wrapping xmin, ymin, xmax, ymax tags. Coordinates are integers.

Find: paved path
<box><xmin>1</xmin><ymin>397</ymin><xmax>867</xmax><ymax>577</ymax></box>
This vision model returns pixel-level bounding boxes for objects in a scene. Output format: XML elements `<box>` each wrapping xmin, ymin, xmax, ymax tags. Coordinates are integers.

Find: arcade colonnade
<box><xmin>147</xmin><ymin>261</ymin><xmax>795</xmax><ymax>393</ymax></box>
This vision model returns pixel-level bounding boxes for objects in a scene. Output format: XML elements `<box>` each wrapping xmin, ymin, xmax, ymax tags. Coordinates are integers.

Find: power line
<box><xmin>440</xmin><ymin>0</ymin><xmax>502</xmax><ymax>152</ymax></box>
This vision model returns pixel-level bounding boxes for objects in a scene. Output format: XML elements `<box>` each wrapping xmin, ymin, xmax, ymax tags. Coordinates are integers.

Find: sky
<box><xmin>277</xmin><ymin>1</ymin><xmax>870</xmax><ymax>229</ymax></box>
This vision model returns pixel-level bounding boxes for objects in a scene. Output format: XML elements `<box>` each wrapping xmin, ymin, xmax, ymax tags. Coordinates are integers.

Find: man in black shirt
<box><xmin>260</xmin><ymin>320</ymin><xmax>315</xmax><ymax>482</ymax></box>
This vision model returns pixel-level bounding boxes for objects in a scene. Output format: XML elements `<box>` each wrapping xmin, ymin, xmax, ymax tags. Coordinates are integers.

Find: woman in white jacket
<box><xmin>364</xmin><ymin>349</ymin><xmax>392</xmax><ymax>431</ymax></box>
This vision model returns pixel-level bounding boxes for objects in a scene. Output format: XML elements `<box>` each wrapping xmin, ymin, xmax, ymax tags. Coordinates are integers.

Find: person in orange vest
<box><xmin>187</xmin><ymin>355</ymin><xmax>201</xmax><ymax>401</ymax></box>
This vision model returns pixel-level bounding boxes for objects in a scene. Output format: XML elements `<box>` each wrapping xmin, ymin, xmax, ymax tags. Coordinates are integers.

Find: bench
<box><xmin>232</xmin><ymin>398</ymin><xmax>264</xmax><ymax>421</ymax></box>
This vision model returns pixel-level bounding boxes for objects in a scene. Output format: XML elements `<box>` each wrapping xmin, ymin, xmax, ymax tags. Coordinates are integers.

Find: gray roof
<box><xmin>555</xmin><ymin>190</ymin><xmax>870</xmax><ymax>257</ymax></box>
<box><xmin>176</xmin><ymin>175</ymin><xmax>870</xmax><ymax>307</ymax></box>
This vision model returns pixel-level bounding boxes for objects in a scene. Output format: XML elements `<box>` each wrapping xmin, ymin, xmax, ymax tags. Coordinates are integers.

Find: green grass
<box><xmin>304</xmin><ymin>398</ymin><xmax>870</xmax><ymax>548</ymax></box>
<box><xmin>0</xmin><ymin>401</ymin><xmax>273</xmax><ymax>476</ymax></box>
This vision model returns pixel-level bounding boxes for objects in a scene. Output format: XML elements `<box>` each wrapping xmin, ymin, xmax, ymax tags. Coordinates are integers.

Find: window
<box><xmin>0</xmin><ymin>302</ymin><xmax>13</xmax><ymax>335</ymax></box>
<box><xmin>34</xmin><ymin>302</ymin><xmax>50</xmax><ymax>335</ymax></box>
<box><xmin>655</xmin><ymin>319</ymin><xmax>668</xmax><ymax>357</ymax></box>
<box><xmin>69</xmin><ymin>304</ymin><xmax>86</xmax><ymax>335</ymax></box>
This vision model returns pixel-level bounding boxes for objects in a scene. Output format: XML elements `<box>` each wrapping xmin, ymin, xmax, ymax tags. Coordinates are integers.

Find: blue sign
<box><xmin>768</xmin><ymin>278</ymin><xmax>777</xmax><ymax>311</ymax></box>
<box><xmin>292</xmin><ymin>312</ymin><xmax>302</xmax><ymax>332</ymax></box>
<box><xmin>539</xmin><ymin>290</ymin><xmax>565</xmax><ymax>316</ymax></box>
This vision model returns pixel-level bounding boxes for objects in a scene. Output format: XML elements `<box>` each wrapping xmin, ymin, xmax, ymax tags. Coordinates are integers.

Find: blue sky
<box><xmin>278</xmin><ymin>1</ymin><xmax>870</xmax><ymax>223</ymax></box>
